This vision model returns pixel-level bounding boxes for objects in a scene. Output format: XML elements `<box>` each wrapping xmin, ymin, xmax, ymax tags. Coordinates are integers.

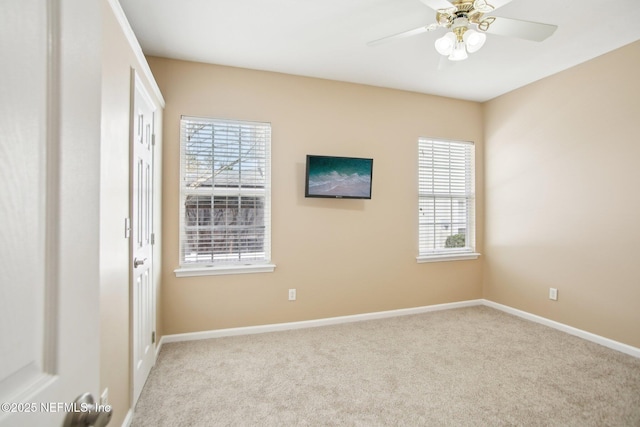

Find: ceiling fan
<box><xmin>368</xmin><ymin>0</ymin><xmax>557</xmax><ymax>61</ymax></box>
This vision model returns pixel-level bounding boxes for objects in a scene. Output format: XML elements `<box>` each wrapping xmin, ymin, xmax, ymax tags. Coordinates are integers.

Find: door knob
<box><xmin>63</xmin><ymin>392</ymin><xmax>112</xmax><ymax>427</ymax></box>
<box><xmin>134</xmin><ymin>258</ymin><xmax>147</xmax><ymax>268</ymax></box>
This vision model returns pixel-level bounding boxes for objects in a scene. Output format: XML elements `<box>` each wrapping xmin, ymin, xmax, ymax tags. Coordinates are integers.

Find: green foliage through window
<box><xmin>445</xmin><ymin>233</ymin><xmax>465</xmax><ymax>248</ymax></box>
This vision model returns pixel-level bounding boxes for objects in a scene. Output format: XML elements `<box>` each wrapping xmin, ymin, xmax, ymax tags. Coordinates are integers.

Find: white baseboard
<box><xmin>157</xmin><ymin>298</ymin><xmax>639</xmax><ymax>359</ymax></box>
<box><xmin>156</xmin><ymin>334</ymin><xmax>166</xmax><ymax>362</ymax></box>
<box><xmin>121</xmin><ymin>408</ymin><xmax>133</xmax><ymax>427</ymax></box>
<box><xmin>155</xmin><ymin>337</ymin><xmax>163</xmax><ymax>359</ymax></box>
<box><xmin>482</xmin><ymin>300</ymin><xmax>640</xmax><ymax>359</ymax></box>
<box><xmin>161</xmin><ymin>299</ymin><xmax>484</xmax><ymax>344</ymax></box>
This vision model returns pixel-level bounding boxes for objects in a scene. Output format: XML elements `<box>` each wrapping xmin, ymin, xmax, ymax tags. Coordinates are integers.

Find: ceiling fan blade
<box><xmin>482</xmin><ymin>16</ymin><xmax>557</xmax><ymax>42</ymax></box>
<box><xmin>367</xmin><ymin>24</ymin><xmax>438</xmax><ymax>47</ymax></box>
<box><xmin>419</xmin><ymin>0</ymin><xmax>454</xmax><ymax>11</ymax></box>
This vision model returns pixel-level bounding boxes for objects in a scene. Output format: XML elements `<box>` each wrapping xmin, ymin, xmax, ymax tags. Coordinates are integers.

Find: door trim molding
<box><xmin>44</xmin><ymin>0</ymin><xmax>61</xmax><ymax>378</ymax></box>
<box><xmin>106</xmin><ymin>0</ymin><xmax>164</xmax><ymax>108</ymax></box>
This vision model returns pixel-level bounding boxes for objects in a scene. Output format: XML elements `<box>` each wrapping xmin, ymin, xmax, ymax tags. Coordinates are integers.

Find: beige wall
<box><xmin>483</xmin><ymin>41</ymin><xmax>640</xmax><ymax>348</ymax></box>
<box><xmin>100</xmin><ymin>2</ymin><xmax>163</xmax><ymax>425</ymax></box>
<box><xmin>147</xmin><ymin>57</ymin><xmax>485</xmax><ymax>335</ymax></box>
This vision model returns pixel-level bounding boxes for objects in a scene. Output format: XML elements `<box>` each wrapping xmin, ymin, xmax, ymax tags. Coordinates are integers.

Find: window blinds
<box><xmin>179</xmin><ymin>116</ymin><xmax>271</xmax><ymax>266</ymax></box>
<box><xmin>418</xmin><ymin>138</ymin><xmax>475</xmax><ymax>255</ymax></box>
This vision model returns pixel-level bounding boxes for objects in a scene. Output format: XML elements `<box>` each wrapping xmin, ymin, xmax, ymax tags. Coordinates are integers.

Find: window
<box><xmin>176</xmin><ymin>116</ymin><xmax>274</xmax><ymax>276</ymax></box>
<box><xmin>417</xmin><ymin>138</ymin><xmax>479</xmax><ymax>262</ymax></box>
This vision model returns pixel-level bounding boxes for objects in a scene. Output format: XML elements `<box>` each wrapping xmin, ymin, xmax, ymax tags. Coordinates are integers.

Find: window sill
<box><xmin>174</xmin><ymin>263</ymin><xmax>276</xmax><ymax>278</ymax></box>
<box><xmin>416</xmin><ymin>253</ymin><xmax>481</xmax><ymax>263</ymax></box>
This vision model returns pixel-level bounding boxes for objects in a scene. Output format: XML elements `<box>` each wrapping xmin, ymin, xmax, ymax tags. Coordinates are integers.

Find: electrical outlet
<box><xmin>288</xmin><ymin>289</ymin><xmax>296</xmax><ymax>301</ymax></box>
<box><xmin>100</xmin><ymin>388</ymin><xmax>109</xmax><ymax>406</ymax></box>
<box><xmin>549</xmin><ymin>288</ymin><xmax>558</xmax><ymax>301</ymax></box>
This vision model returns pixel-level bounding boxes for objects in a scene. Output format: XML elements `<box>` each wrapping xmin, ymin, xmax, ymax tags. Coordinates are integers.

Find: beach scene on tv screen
<box><xmin>307</xmin><ymin>157</ymin><xmax>372</xmax><ymax>198</ymax></box>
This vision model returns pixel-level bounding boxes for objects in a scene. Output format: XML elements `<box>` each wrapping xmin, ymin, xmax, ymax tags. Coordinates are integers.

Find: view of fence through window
<box><xmin>180</xmin><ymin>117</ymin><xmax>271</xmax><ymax>265</ymax></box>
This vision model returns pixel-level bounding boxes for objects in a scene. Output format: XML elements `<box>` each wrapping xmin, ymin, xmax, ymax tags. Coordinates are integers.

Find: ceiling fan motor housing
<box><xmin>452</xmin><ymin>17</ymin><xmax>470</xmax><ymax>41</ymax></box>
<box><xmin>436</xmin><ymin>2</ymin><xmax>487</xmax><ymax>31</ymax></box>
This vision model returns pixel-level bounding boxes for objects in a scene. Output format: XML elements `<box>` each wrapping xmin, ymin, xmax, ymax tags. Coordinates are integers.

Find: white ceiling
<box><xmin>119</xmin><ymin>0</ymin><xmax>640</xmax><ymax>102</ymax></box>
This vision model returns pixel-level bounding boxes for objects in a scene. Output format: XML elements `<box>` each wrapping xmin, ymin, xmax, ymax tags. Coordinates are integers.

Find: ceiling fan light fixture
<box><xmin>448</xmin><ymin>41</ymin><xmax>468</xmax><ymax>61</ymax></box>
<box><xmin>434</xmin><ymin>32</ymin><xmax>456</xmax><ymax>56</ymax></box>
<box><xmin>463</xmin><ymin>29</ymin><xmax>486</xmax><ymax>53</ymax></box>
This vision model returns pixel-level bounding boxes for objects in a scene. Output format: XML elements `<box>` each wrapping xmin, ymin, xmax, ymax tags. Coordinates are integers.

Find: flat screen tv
<box><xmin>305</xmin><ymin>155</ymin><xmax>373</xmax><ymax>199</ymax></box>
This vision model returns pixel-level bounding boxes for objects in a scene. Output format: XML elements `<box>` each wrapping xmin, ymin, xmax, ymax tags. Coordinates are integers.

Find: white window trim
<box><xmin>174</xmin><ymin>263</ymin><xmax>276</xmax><ymax>278</ymax></box>
<box><xmin>178</xmin><ymin>116</ymin><xmax>273</xmax><ymax>276</ymax></box>
<box><xmin>417</xmin><ymin>137</ymin><xmax>479</xmax><ymax>262</ymax></box>
<box><xmin>416</xmin><ymin>253</ymin><xmax>481</xmax><ymax>263</ymax></box>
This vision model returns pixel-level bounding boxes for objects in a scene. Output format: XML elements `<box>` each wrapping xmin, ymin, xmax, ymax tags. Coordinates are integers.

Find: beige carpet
<box><xmin>131</xmin><ymin>306</ymin><xmax>640</xmax><ymax>426</ymax></box>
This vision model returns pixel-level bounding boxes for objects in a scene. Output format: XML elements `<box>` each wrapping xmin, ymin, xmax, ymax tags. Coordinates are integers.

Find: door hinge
<box><xmin>150</xmin><ymin>232</ymin><xmax>155</xmax><ymax>245</ymax></box>
<box><xmin>152</xmin><ymin>133</ymin><xmax>156</xmax><ymax>146</ymax></box>
<box><xmin>152</xmin><ymin>331</ymin><xmax>155</xmax><ymax>344</ymax></box>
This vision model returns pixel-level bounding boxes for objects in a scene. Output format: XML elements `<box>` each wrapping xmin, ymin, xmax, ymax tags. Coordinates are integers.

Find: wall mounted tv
<box><xmin>305</xmin><ymin>155</ymin><xmax>373</xmax><ymax>199</ymax></box>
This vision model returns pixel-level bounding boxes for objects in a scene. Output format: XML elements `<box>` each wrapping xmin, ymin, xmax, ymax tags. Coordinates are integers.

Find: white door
<box><xmin>0</xmin><ymin>1</ymin><xmax>102</xmax><ymax>427</ymax></box>
<box><xmin>131</xmin><ymin>72</ymin><xmax>157</xmax><ymax>406</ymax></box>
